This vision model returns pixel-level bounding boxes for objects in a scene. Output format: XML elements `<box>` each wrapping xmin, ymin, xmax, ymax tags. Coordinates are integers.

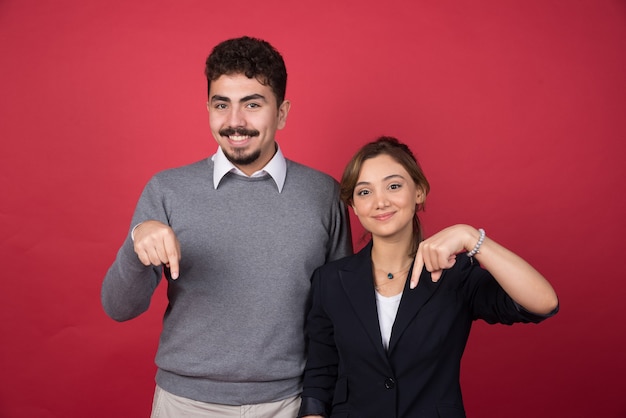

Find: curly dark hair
<box><xmin>204</xmin><ymin>36</ymin><xmax>288</xmax><ymax>106</ymax></box>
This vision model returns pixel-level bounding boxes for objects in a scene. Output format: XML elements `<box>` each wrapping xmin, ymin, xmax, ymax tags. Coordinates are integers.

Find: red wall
<box><xmin>2</xmin><ymin>1</ymin><xmax>625</xmax><ymax>417</ymax></box>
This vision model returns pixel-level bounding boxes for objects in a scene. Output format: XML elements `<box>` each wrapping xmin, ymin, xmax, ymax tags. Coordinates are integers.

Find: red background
<box><xmin>2</xmin><ymin>1</ymin><xmax>625</xmax><ymax>417</ymax></box>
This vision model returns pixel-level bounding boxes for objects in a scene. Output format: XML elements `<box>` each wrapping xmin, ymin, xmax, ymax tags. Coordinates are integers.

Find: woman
<box><xmin>298</xmin><ymin>137</ymin><xmax>558</xmax><ymax>418</ymax></box>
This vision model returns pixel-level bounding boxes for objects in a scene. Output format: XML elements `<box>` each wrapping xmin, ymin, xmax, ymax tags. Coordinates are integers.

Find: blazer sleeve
<box><xmin>298</xmin><ymin>268</ymin><xmax>337</xmax><ymax>417</ymax></box>
<box><xmin>461</xmin><ymin>255</ymin><xmax>558</xmax><ymax>325</ymax></box>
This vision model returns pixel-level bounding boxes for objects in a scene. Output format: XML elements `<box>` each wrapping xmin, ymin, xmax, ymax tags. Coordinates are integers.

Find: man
<box><xmin>102</xmin><ymin>36</ymin><xmax>352</xmax><ymax>417</ymax></box>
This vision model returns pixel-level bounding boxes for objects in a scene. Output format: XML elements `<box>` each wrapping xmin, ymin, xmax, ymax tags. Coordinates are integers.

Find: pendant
<box><xmin>387</xmin><ymin>273</ymin><xmax>393</xmax><ymax>279</ymax></box>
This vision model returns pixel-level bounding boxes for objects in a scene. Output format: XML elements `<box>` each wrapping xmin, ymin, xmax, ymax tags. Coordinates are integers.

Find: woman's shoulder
<box><xmin>318</xmin><ymin>253</ymin><xmax>357</xmax><ymax>273</ymax></box>
<box><xmin>315</xmin><ymin>244</ymin><xmax>370</xmax><ymax>280</ymax></box>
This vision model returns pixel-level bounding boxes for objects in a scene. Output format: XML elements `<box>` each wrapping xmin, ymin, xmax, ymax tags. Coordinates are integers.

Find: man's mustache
<box><xmin>219</xmin><ymin>127</ymin><xmax>260</xmax><ymax>137</ymax></box>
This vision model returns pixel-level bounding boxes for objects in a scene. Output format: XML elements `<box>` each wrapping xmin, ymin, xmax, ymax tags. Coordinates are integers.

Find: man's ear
<box><xmin>277</xmin><ymin>100</ymin><xmax>291</xmax><ymax>130</ymax></box>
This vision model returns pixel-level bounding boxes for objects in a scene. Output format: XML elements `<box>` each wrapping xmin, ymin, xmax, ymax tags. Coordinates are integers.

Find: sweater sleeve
<box><xmin>101</xmin><ymin>177</ymin><xmax>167</xmax><ymax>321</ymax></box>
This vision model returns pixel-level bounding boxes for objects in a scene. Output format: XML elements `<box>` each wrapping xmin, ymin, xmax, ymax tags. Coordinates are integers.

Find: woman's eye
<box><xmin>389</xmin><ymin>183</ymin><xmax>402</xmax><ymax>190</ymax></box>
<box><xmin>356</xmin><ymin>189</ymin><xmax>370</xmax><ymax>196</ymax></box>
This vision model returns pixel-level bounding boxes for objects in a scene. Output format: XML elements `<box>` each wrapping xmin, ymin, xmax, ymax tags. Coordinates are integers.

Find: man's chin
<box><xmin>225</xmin><ymin>150</ymin><xmax>261</xmax><ymax>167</ymax></box>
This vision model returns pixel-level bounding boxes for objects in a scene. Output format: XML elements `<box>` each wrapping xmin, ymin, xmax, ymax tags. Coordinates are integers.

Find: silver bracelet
<box><xmin>467</xmin><ymin>228</ymin><xmax>485</xmax><ymax>257</ymax></box>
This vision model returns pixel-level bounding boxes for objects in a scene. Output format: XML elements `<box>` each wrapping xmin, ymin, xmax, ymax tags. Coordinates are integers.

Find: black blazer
<box><xmin>299</xmin><ymin>241</ymin><xmax>555</xmax><ymax>418</ymax></box>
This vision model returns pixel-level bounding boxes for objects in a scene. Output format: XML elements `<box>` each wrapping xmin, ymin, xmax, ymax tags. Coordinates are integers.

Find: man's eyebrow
<box><xmin>210</xmin><ymin>94</ymin><xmax>267</xmax><ymax>103</ymax></box>
<box><xmin>240</xmin><ymin>93</ymin><xmax>267</xmax><ymax>102</ymax></box>
<box><xmin>210</xmin><ymin>95</ymin><xmax>230</xmax><ymax>103</ymax></box>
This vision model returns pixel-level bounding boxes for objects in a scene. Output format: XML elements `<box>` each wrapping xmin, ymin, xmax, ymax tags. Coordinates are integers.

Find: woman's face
<box><xmin>351</xmin><ymin>154</ymin><xmax>425</xmax><ymax>242</ymax></box>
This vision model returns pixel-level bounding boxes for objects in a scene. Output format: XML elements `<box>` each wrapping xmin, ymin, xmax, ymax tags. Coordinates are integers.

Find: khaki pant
<box><xmin>151</xmin><ymin>385</ymin><xmax>301</xmax><ymax>418</ymax></box>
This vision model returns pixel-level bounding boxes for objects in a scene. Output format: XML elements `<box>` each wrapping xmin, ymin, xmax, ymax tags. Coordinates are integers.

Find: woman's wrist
<box><xmin>466</xmin><ymin>227</ymin><xmax>485</xmax><ymax>257</ymax></box>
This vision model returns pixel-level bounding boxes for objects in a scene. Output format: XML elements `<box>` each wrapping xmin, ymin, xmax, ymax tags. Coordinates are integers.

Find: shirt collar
<box><xmin>212</xmin><ymin>144</ymin><xmax>287</xmax><ymax>192</ymax></box>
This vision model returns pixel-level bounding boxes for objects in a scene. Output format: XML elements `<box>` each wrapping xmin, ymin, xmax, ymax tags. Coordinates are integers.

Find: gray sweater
<box><xmin>101</xmin><ymin>158</ymin><xmax>352</xmax><ymax>405</ymax></box>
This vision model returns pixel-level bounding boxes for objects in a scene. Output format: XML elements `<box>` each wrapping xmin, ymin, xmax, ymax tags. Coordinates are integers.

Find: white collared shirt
<box><xmin>211</xmin><ymin>144</ymin><xmax>287</xmax><ymax>192</ymax></box>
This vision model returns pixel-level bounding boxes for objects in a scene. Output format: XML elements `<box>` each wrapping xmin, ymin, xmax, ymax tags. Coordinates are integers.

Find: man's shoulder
<box><xmin>152</xmin><ymin>158</ymin><xmax>212</xmax><ymax>181</ymax></box>
<box><xmin>285</xmin><ymin>159</ymin><xmax>338</xmax><ymax>185</ymax></box>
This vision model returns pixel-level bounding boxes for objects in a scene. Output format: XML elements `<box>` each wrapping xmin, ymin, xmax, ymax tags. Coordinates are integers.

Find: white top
<box><xmin>375</xmin><ymin>291</ymin><xmax>403</xmax><ymax>350</ymax></box>
<box><xmin>212</xmin><ymin>144</ymin><xmax>287</xmax><ymax>192</ymax></box>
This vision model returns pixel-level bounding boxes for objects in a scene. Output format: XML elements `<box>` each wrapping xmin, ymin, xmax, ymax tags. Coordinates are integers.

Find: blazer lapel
<box><xmin>339</xmin><ymin>242</ymin><xmax>388</xmax><ymax>362</ymax></box>
<box><xmin>387</xmin><ymin>265</ymin><xmax>440</xmax><ymax>354</ymax></box>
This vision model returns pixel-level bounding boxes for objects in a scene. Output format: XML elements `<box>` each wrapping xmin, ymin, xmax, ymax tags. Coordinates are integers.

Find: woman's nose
<box><xmin>375</xmin><ymin>193</ymin><xmax>390</xmax><ymax>209</ymax></box>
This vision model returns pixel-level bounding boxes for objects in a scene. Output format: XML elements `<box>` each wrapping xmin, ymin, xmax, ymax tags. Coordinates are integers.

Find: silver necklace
<box><xmin>374</xmin><ymin>262</ymin><xmax>413</xmax><ymax>280</ymax></box>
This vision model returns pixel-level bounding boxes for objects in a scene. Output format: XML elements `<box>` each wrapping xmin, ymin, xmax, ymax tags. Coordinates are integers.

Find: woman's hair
<box><xmin>204</xmin><ymin>36</ymin><xmax>287</xmax><ymax>106</ymax></box>
<box><xmin>340</xmin><ymin>136</ymin><xmax>430</xmax><ymax>256</ymax></box>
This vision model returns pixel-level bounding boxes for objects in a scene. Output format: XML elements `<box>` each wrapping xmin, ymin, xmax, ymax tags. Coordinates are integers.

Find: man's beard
<box><xmin>219</xmin><ymin>127</ymin><xmax>261</xmax><ymax>166</ymax></box>
<box><xmin>225</xmin><ymin>148</ymin><xmax>261</xmax><ymax>166</ymax></box>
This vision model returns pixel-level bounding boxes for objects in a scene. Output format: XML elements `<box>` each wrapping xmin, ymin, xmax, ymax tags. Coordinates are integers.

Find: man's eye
<box><xmin>215</xmin><ymin>103</ymin><xmax>227</xmax><ymax>110</ymax></box>
<box><xmin>247</xmin><ymin>103</ymin><xmax>260</xmax><ymax>108</ymax></box>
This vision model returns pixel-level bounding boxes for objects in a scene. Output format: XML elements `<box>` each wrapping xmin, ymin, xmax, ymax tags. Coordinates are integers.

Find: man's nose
<box><xmin>227</xmin><ymin>107</ymin><xmax>245</xmax><ymax>127</ymax></box>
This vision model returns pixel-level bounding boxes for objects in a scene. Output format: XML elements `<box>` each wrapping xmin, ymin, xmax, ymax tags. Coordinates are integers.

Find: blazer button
<box><xmin>384</xmin><ymin>378</ymin><xmax>396</xmax><ymax>389</ymax></box>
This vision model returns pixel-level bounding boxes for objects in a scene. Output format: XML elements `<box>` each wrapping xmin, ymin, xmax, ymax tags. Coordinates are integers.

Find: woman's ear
<box><xmin>415</xmin><ymin>187</ymin><xmax>426</xmax><ymax>205</ymax></box>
